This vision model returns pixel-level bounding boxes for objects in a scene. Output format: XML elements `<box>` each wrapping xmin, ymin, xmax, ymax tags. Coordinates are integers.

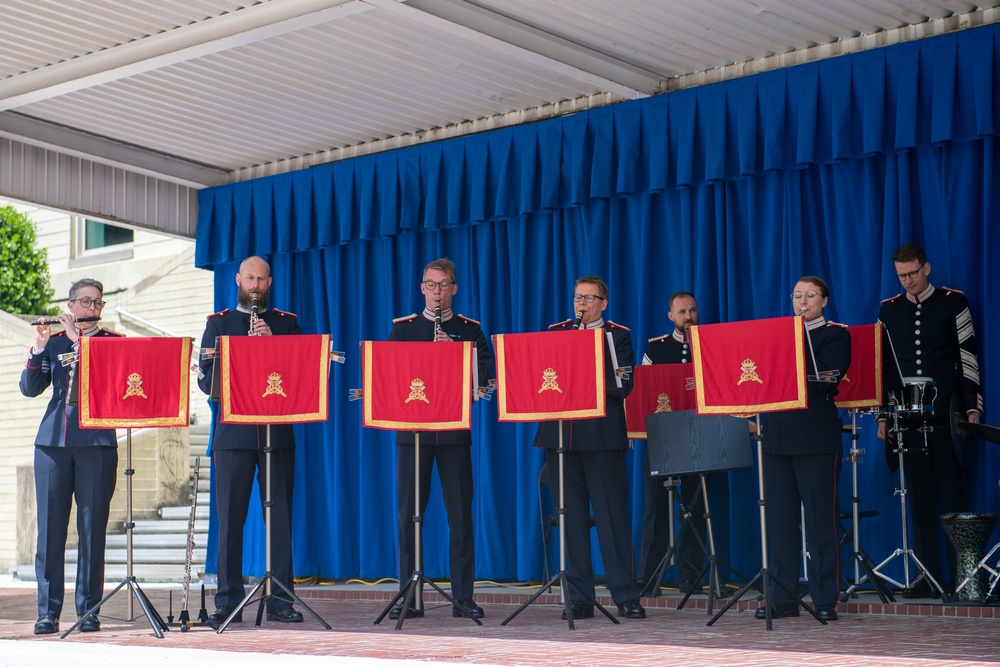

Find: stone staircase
<box><xmin>14</xmin><ymin>425</ymin><xmax>212</xmax><ymax>584</ymax></box>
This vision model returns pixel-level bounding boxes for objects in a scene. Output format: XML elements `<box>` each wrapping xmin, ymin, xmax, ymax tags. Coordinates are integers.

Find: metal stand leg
<box><xmin>217</xmin><ymin>425</ymin><xmax>331</xmax><ymax>633</ymax></box>
<box><xmin>375</xmin><ymin>433</ymin><xmax>482</xmax><ymax>629</ymax></box>
<box><xmin>502</xmin><ymin>422</ymin><xmax>619</xmax><ymax>629</ymax></box>
<box><xmin>62</xmin><ymin>429</ymin><xmax>169</xmax><ymax>638</ymax></box>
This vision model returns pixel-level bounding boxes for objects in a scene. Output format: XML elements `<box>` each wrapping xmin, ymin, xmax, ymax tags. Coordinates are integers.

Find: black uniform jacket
<box><xmin>878</xmin><ymin>286</ymin><xmax>983</xmax><ymax>416</ymax></box>
<box><xmin>533</xmin><ymin>319</ymin><xmax>635</xmax><ymax>452</ymax></box>
<box><xmin>197</xmin><ymin>308</ymin><xmax>302</xmax><ymax>450</ymax></box>
<box><xmin>20</xmin><ymin>329</ymin><xmax>123</xmax><ymax>448</ymax></box>
<box><xmin>763</xmin><ymin>320</ymin><xmax>851</xmax><ymax>456</ymax></box>
<box><xmin>644</xmin><ymin>329</ymin><xmax>692</xmax><ymax>365</ymax></box>
<box><xmin>388</xmin><ymin>311</ymin><xmax>495</xmax><ymax>446</ymax></box>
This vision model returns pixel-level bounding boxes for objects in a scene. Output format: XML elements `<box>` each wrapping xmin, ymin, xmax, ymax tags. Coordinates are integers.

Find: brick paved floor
<box><xmin>1</xmin><ymin>582</ymin><xmax>999</xmax><ymax>667</ymax></box>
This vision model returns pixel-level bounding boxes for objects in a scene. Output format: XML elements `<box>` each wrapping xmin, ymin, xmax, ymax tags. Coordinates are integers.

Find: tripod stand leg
<box><xmin>269</xmin><ymin>575</ymin><xmax>332</xmax><ymax>629</ymax></box>
<box><xmin>641</xmin><ymin>544</ymin><xmax>677</xmax><ymax>598</ymax></box>
<box><xmin>216</xmin><ymin>576</ymin><xmax>266</xmax><ymax>633</ymax></box>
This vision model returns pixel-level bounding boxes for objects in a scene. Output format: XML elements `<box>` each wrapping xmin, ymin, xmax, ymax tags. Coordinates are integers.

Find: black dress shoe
<box><xmin>617</xmin><ymin>599</ymin><xmax>646</xmax><ymax>619</ymax></box>
<box><xmin>754</xmin><ymin>603</ymin><xmax>800</xmax><ymax>619</ymax></box>
<box><xmin>452</xmin><ymin>598</ymin><xmax>485</xmax><ymax>618</ymax></box>
<box><xmin>560</xmin><ymin>602</ymin><xmax>594</xmax><ymax>620</ymax></box>
<box><xmin>33</xmin><ymin>613</ymin><xmax>58</xmax><ymax>635</ymax></box>
<box><xmin>388</xmin><ymin>605</ymin><xmax>424</xmax><ymax>620</ymax></box>
<box><xmin>207</xmin><ymin>607</ymin><xmax>243</xmax><ymax>629</ymax></box>
<box><xmin>79</xmin><ymin>614</ymin><xmax>101</xmax><ymax>632</ymax></box>
<box><xmin>267</xmin><ymin>605</ymin><xmax>304</xmax><ymax>623</ymax></box>
<box><xmin>816</xmin><ymin>605</ymin><xmax>839</xmax><ymax>621</ymax></box>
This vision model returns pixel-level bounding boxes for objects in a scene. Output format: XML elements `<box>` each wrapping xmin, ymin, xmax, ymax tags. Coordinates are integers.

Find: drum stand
<box><xmin>708</xmin><ymin>417</ymin><xmax>826</xmax><ymax>630</ymax></box>
<box><xmin>216</xmin><ymin>426</ymin><xmax>331</xmax><ymax>633</ymax></box>
<box><xmin>838</xmin><ymin>410</ymin><xmax>894</xmax><ymax>603</ymax></box>
<box><xmin>841</xmin><ymin>408</ymin><xmax>946</xmax><ymax>602</ymax></box>
<box><xmin>640</xmin><ymin>476</ymin><xmax>678</xmax><ymax>598</ymax></box>
<box><xmin>62</xmin><ymin>429</ymin><xmax>169</xmax><ymax>638</ymax></box>
<box><xmin>375</xmin><ymin>433</ymin><xmax>483</xmax><ymax>629</ymax></box>
<box><xmin>502</xmin><ymin>422</ymin><xmax>619</xmax><ymax>629</ymax></box>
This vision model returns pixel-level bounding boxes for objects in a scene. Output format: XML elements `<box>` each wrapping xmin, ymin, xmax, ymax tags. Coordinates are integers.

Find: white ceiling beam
<box><xmin>0</xmin><ymin>0</ymin><xmax>374</xmax><ymax>112</ymax></box>
<box><xmin>363</xmin><ymin>0</ymin><xmax>656</xmax><ymax>99</ymax></box>
<box><xmin>0</xmin><ymin>112</ymin><xmax>229</xmax><ymax>188</ymax></box>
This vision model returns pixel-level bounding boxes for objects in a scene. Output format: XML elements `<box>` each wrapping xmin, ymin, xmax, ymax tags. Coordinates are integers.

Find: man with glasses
<box><xmin>387</xmin><ymin>258</ymin><xmax>493</xmax><ymax>620</ymax></box>
<box><xmin>877</xmin><ymin>242</ymin><xmax>983</xmax><ymax>596</ymax></box>
<box><xmin>197</xmin><ymin>256</ymin><xmax>305</xmax><ymax>628</ymax></box>
<box><xmin>533</xmin><ymin>276</ymin><xmax>645</xmax><ymax>620</ymax></box>
<box><xmin>20</xmin><ymin>279</ymin><xmax>123</xmax><ymax>635</ymax></box>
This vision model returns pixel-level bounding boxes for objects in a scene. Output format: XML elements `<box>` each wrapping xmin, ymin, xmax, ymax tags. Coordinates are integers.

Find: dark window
<box><xmin>84</xmin><ymin>220</ymin><xmax>133</xmax><ymax>250</ymax></box>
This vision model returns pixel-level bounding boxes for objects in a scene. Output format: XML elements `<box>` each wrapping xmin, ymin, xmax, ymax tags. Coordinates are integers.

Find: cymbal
<box><xmin>956</xmin><ymin>421</ymin><xmax>1000</xmax><ymax>446</ymax></box>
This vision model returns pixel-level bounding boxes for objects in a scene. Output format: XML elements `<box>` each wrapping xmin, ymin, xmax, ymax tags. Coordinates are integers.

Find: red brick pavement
<box><xmin>1</xmin><ymin>583</ymin><xmax>999</xmax><ymax>667</ymax></box>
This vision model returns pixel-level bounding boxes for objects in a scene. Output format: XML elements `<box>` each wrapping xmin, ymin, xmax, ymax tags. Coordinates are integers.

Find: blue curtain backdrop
<box><xmin>196</xmin><ymin>25</ymin><xmax>1000</xmax><ymax>587</ymax></box>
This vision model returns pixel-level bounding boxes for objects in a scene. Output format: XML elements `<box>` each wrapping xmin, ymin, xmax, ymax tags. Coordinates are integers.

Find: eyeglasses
<box><xmin>71</xmin><ymin>298</ymin><xmax>106</xmax><ymax>309</ymax></box>
<box><xmin>572</xmin><ymin>293</ymin><xmax>605</xmax><ymax>303</ymax></box>
<box><xmin>896</xmin><ymin>264</ymin><xmax>925</xmax><ymax>282</ymax></box>
<box><xmin>790</xmin><ymin>290</ymin><xmax>820</xmax><ymax>300</ymax></box>
<box><xmin>422</xmin><ymin>280</ymin><xmax>454</xmax><ymax>291</ymax></box>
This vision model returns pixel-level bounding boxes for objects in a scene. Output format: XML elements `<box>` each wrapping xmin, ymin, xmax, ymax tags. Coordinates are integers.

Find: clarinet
<box><xmin>434</xmin><ymin>299</ymin><xmax>443</xmax><ymax>341</ymax></box>
<box><xmin>178</xmin><ymin>457</ymin><xmax>201</xmax><ymax>631</ymax></box>
<box><xmin>572</xmin><ymin>311</ymin><xmax>584</xmax><ymax>330</ymax></box>
<box><xmin>248</xmin><ymin>293</ymin><xmax>260</xmax><ymax>336</ymax></box>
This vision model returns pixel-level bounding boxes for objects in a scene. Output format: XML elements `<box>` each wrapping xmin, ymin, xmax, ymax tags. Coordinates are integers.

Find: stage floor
<box><xmin>1</xmin><ymin>580</ymin><xmax>998</xmax><ymax>667</ymax></box>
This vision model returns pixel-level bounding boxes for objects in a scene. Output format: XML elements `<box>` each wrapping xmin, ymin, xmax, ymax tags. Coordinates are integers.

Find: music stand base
<box><xmin>216</xmin><ymin>572</ymin><xmax>331</xmax><ymax>633</ymax></box>
<box><xmin>839</xmin><ymin>549</ymin><xmax>896</xmax><ymax>604</ymax></box>
<box><xmin>707</xmin><ymin>567</ymin><xmax>826</xmax><ymax>630</ymax></box>
<box><xmin>61</xmin><ymin>576</ymin><xmax>168</xmax><ymax>638</ymax></box>
<box><xmin>840</xmin><ymin>548</ymin><xmax>948</xmax><ymax>604</ymax></box>
<box><xmin>501</xmin><ymin>569</ymin><xmax>619</xmax><ymax>629</ymax></box>
<box><xmin>374</xmin><ymin>570</ymin><xmax>483</xmax><ymax>630</ymax></box>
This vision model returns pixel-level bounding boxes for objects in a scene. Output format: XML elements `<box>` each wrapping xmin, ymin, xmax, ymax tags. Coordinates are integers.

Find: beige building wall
<box><xmin>0</xmin><ymin>200</ymin><xmax>215</xmax><ymax>574</ymax></box>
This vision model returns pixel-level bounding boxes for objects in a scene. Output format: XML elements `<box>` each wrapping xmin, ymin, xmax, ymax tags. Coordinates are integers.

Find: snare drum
<box><xmin>896</xmin><ymin>376</ymin><xmax>938</xmax><ymax>417</ymax></box>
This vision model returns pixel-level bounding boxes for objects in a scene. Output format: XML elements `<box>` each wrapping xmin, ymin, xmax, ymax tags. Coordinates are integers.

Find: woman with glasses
<box><xmin>755</xmin><ymin>276</ymin><xmax>851</xmax><ymax>622</ymax></box>
<box><xmin>19</xmin><ymin>279</ymin><xmax>123</xmax><ymax>635</ymax></box>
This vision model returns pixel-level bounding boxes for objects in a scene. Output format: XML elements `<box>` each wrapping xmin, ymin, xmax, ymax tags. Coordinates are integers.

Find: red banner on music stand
<box><xmin>78</xmin><ymin>337</ymin><xmax>192</xmax><ymax>428</ymax></box>
<box><xmin>361</xmin><ymin>341</ymin><xmax>473</xmax><ymax>431</ymax></box>
<box><xmin>625</xmin><ymin>363</ymin><xmax>695</xmax><ymax>439</ymax></box>
<box><xmin>691</xmin><ymin>316</ymin><xmax>807</xmax><ymax>415</ymax></box>
<box><xmin>835</xmin><ymin>323</ymin><xmax>883</xmax><ymax>409</ymax></box>
<box><xmin>494</xmin><ymin>329</ymin><xmax>606</xmax><ymax>422</ymax></box>
<box><xmin>220</xmin><ymin>334</ymin><xmax>330</xmax><ymax>424</ymax></box>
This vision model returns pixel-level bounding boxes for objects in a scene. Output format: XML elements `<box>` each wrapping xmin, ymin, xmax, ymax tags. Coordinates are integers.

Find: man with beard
<box><xmin>197</xmin><ymin>256</ymin><xmax>304</xmax><ymax>628</ymax></box>
<box><xmin>637</xmin><ymin>291</ymin><xmax>716</xmax><ymax>596</ymax></box>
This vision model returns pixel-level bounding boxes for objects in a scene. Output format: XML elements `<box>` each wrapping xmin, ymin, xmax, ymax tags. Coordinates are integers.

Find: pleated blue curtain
<box><xmin>196</xmin><ymin>25</ymin><xmax>1000</xmax><ymax>585</ymax></box>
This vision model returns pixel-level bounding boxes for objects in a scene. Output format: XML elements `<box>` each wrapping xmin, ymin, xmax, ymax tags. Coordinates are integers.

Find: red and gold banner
<box><xmin>79</xmin><ymin>337</ymin><xmax>191</xmax><ymax>428</ymax></box>
<box><xmin>220</xmin><ymin>334</ymin><xmax>330</xmax><ymax>424</ymax></box>
<box><xmin>835</xmin><ymin>323</ymin><xmax>883</xmax><ymax>409</ymax></box>
<box><xmin>625</xmin><ymin>363</ymin><xmax>695</xmax><ymax>439</ymax></box>
<box><xmin>691</xmin><ymin>316</ymin><xmax>806</xmax><ymax>415</ymax></box>
<box><xmin>361</xmin><ymin>340</ymin><xmax>472</xmax><ymax>431</ymax></box>
<box><xmin>494</xmin><ymin>329</ymin><xmax>606</xmax><ymax>422</ymax></box>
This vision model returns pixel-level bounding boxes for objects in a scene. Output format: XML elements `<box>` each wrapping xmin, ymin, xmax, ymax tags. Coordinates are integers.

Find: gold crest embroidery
<box><xmin>654</xmin><ymin>392</ymin><xmax>672</xmax><ymax>413</ymax></box>
<box><xmin>538</xmin><ymin>367</ymin><xmax>563</xmax><ymax>393</ymax></box>
<box><xmin>737</xmin><ymin>358</ymin><xmax>764</xmax><ymax>385</ymax></box>
<box><xmin>122</xmin><ymin>372</ymin><xmax>148</xmax><ymax>400</ymax></box>
<box><xmin>262</xmin><ymin>371</ymin><xmax>287</xmax><ymax>398</ymax></box>
<box><xmin>405</xmin><ymin>378</ymin><xmax>430</xmax><ymax>404</ymax></box>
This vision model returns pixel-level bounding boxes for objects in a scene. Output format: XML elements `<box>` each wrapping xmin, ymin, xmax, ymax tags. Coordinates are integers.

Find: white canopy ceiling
<box><xmin>1</xmin><ymin>0</ymin><xmax>997</xmax><ymax>237</ymax></box>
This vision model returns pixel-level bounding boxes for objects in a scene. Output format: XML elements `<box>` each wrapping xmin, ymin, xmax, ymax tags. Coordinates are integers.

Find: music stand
<box><xmin>493</xmin><ymin>329</ymin><xmax>618</xmax><ymax>629</ymax></box>
<box><xmin>62</xmin><ymin>336</ymin><xmax>194</xmax><ymax>638</ymax></box>
<box><xmin>358</xmin><ymin>340</ymin><xmax>483</xmax><ymax>629</ymax></box>
<box><xmin>644</xmin><ymin>411</ymin><xmax>753</xmax><ymax>613</ymax></box>
<box><xmin>213</xmin><ymin>334</ymin><xmax>333</xmax><ymax>633</ymax></box>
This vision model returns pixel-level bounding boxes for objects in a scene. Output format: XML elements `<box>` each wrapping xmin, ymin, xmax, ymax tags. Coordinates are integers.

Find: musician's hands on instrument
<box><xmin>877</xmin><ymin>420</ymin><xmax>886</xmax><ymax>440</ymax></box>
<box><xmin>251</xmin><ymin>319</ymin><xmax>272</xmax><ymax>336</ymax></box>
<box><xmin>967</xmin><ymin>410</ymin><xmax>981</xmax><ymax>424</ymax></box>
<box><xmin>33</xmin><ymin>322</ymin><xmax>53</xmax><ymax>352</ymax></box>
<box><xmin>434</xmin><ymin>330</ymin><xmax>452</xmax><ymax>342</ymax></box>
<box><xmin>59</xmin><ymin>313</ymin><xmax>82</xmax><ymax>343</ymax></box>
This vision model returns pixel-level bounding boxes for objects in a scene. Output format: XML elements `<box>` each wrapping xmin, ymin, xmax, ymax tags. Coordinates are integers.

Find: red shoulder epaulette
<box><xmin>880</xmin><ymin>295</ymin><xmax>902</xmax><ymax>305</ymax></box>
<box><xmin>51</xmin><ymin>330</ymin><xmax>68</xmax><ymax>338</ymax></box>
<box><xmin>941</xmin><ymin>286</ymin><xmax>965</xmax><ymax>296</ymax></box>
<box><xmin>826</xmin><ymin>321</ymin><xmax>849</xmax><ymax>329</ymax></box>
<box><xmin>207</xmin><ymin>308</ymin><xmax>230</xmax><ymax>320</ymax></box>
<box><xmin>549</xmin><ymin>319</ymin><xmax>574</xmax><ymax>330</ymax></box>
<box><xmin>272</xmin><ymin>308</ymin><xmax>297</xmax><ymax>318</ymax></box>
<box><xmin>393</xmin><ymin>313</ymin><xmax>418</xmax><ymax>324</ymax></box>
<box><xmin>608</xmin><ymin>321</ymin><xmax>630</xmax><ymax>332</ymax></box>
<box><xmin>456</xmin><ymin>314</ymin><xmax>480</xmax><ymax>326</ymax></box>
<box><xmin>647</xmin><ymin>333</ymin><xmax>670</xmax><ymax>343</ymax></box>
<box><xmin>101</xmin><ymin>329</ymin><xmax>126</xmax><ymax>337</ymax></box>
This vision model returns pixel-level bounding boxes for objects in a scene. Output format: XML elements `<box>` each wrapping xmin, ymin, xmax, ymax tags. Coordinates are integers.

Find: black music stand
<box><xmin>644</xmin><ymin>411</ymin><xmax>753</xmax><ymax>613</ymax></box>
<box><xmin>61</xmin><ymin>336</ymin><xmax>194</xmax><ymax>638</ymax></box>
<box><xmin>213</xmin><ymin>334</ymin><xmax>333</xmax><ymax>633</ymax></box>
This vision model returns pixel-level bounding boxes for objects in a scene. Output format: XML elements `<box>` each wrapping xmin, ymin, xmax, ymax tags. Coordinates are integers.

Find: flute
<box><xmin>29</xmin><ymin>316</ymin><xmax>101</xmax><ymax>326</ymax></box>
